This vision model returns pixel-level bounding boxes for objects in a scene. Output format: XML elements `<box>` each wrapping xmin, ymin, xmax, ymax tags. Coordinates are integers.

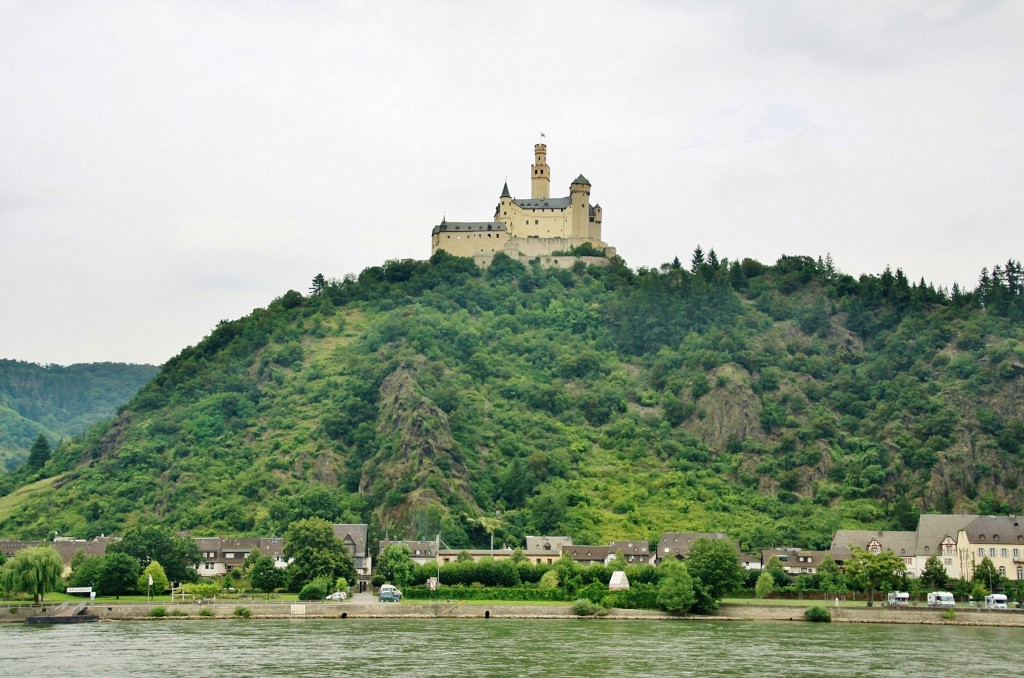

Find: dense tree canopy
<box><xmin>106</xmin><ymin>524</ymin><xmax>200</xmax><ymax>584</ymax></box>
<box><xmin>0</xmin><ymin>252</ymin><xmax>1022</xmax><ymax>554</ymax></box>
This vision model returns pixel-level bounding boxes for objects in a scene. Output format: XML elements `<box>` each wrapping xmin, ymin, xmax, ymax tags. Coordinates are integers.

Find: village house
<box><xmin>0</xmin><ymin>536</ymin><xmax>115</xmax><ymax>576</ymax></box>
<box><xmin>955</xmin><ymin>515</ymin><xmax>1024</xmax><ymax>584</ymax></box>
<box><xmin>332</xmin><ymin>523</ymin><xmax>371</xmax><ymax>577</ymax></box>
<box><xmin>378</xmin><ymin>538</ymin><xmax>438</xmax><ymax>566</ymax></box>
<box><xmin>523</xmin><ymin>535</ymin><xmax>573</xmax><ymax>565</ymax></box>
<box><xmin>607</xmin><ymin>539</ymin><xmax>654</xmax><ymax>566</ymax></box>
<box><xmin>561</xmin><ymin>545</ymin><xmax>610</xmax><ymax>568</ymax></box>
<box><xmin>911</xmin><ymin>513</ymin><xmax>978</xmax><ymax>579</ymax></box>
<box><xmin>761</xmin><ymin>547</ymin><xmax>830</xmax><ymax>576</ymax></box>
<box><xmin>194</xmin><ymin>537</ymin><xmax>288</xmax><ymax>577</ymax></box>
<box><xmin>656</xmin><ymin>532</ymin><xmax>743</xmax><ymax>565</ymax></box>
<box><xmin>828</xmin><ymin>529</ymin><xmax>918</xmax><ymax>573</ymax></box>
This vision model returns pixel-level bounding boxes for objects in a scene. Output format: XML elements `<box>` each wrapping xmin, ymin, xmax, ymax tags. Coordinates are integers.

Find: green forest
<box><xmin>0</xmin><ymin>361</ymin><xmax>159</xmax><ymax>470</ymax></box>
<box><xmin>1</xmin><ymin>251</ymin><xmax>1021</xmax><ymax>553</ymax></box>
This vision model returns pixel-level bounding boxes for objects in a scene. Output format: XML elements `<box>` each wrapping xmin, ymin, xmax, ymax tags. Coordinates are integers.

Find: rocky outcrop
<box><xmin>360</xmin><ymin>365</ymin><xmax>477</xmax><ymax>530</ymax></box>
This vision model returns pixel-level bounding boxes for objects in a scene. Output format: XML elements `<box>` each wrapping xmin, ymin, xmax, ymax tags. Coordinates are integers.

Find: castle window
<box><xmin>535</xmin><ymin>220</ymin><xmax>539</xmax><ymax>224</ymax></box>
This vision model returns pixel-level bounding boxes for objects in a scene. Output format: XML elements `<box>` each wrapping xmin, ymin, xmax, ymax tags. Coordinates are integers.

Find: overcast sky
<box><xmin>1</xmin><ymin>1</ymin><xmax>1021</xmax><ymax>366</ymax></box>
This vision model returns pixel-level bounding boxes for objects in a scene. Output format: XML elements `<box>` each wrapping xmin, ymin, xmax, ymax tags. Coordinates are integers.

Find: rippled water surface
<box><xmin>1</xmin><ymin>618</ymin><xmax>1018</xmax><ymax>677</ymax></box>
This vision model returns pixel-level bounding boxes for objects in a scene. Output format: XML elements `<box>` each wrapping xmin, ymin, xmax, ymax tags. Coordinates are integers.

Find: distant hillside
<box><xmin>0</xmin><ymin>360</ymin><xmax>159</xmax><ymax>470</ymax></box>
<box><xmin>0</xmin><ymin>252</ymin><xmax>1020</xmax><ymax>549</ymax></box>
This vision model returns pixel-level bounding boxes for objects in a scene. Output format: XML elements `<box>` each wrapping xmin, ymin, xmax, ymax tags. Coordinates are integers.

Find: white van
<box><xmin>984</xmin><ymin>593</ymin><xmax>1008</xmax><ymax>610</ymax></box>
<box><xmin>887</xmin><ymin>591</ymin><xmax>910</xmax><ymax>606</ymax></box>
<box><xmin>927</xmin><ymin>591</ymin><xmax>955</xmax><ymax>608</ymax></box>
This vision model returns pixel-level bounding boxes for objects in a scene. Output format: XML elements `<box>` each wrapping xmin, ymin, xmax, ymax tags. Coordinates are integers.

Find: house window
<box><xmin>1018</xmin><ymin>567</ymin><xmax>1023</xmax><ymax>580</ymax></box>
<box><xmin>999</xmin><ymin>566</ymin><xmax>1006</xmax><ymax>576</ymax></box>
<box><xmin>1002</xmin><ymin>548</ymin><xmax>1008</xmax><ymax>558</ymax></box>
<box><xmin>1015</xmin><ymin>549</ymin><xmax>1021</xmax><ymax>558</ymax></box>
<box><xmin>979</xmin><ymin>548</ymin><xmax>986</xmax><ymax>557</ymax></box>
<box><xmin>990</xmin><ymin>548</ymin><xmax>997</xmax><ymax>558</ymax></box>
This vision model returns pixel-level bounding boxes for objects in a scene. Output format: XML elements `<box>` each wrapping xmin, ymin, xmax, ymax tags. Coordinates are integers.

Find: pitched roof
<box><xmin>432</xmin><ymin>220</ymin><xmax>506</xmax><ymax>235</ymax></box>
<box><xmin>511</xmin><ymin>197</ymin><xmax>572</xmax><ymax>210</ymax></box>
<box><xmin>657</xmin><ymin>532</ymin><xmax>737</xmax><ymax>559</ymax></box>
<box><xmin>525</xmin><ymin>535</ymin><xmax>573</xmax><ymax>552</ymax></box>
<box><xmin>332</xmin><ymin>524</ymin><xmax>368</xmax><ymax>557</ymax></box>
<box><xmin>608</xmin><ymin>540</ymin><xmax>650</xmax><ymax>556</ymax></box>
<box><xmin>961</xmin><ymin>515</ymin><xmax>1024</xmax><ymax>544</ymax></box>
<box><xmin>571</xmin><ymin>174</ymin><xmax>590</xmax><ymax>186</ymax></box>
<box><xmin>829</xmin><ymin>530</ymin><xmax>917</xmax><ymax>561</ymax></box>
<box><xmin>562</xmin><ymin>545</ymin><xmax>610</xmax><ymax>562</ymax></box>
<box><xmin>500</xmin><ymin>182</ymin><xmax>511</xmax><ymax>198</ymax></box>
<box><xmin>915</xmin><ymin>514</ymin><xmax>978</xmax><ymax>556</ymax></box>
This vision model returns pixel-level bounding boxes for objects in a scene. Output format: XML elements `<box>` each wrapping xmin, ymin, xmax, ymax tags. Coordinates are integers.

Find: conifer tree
<box><xmin>27</xmin><ymin>434</ymin><xmax>51</xmax><ymax>470</ymax></box>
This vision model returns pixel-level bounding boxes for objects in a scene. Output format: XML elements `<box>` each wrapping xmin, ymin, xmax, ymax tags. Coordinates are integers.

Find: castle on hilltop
<box><xmin>430</xmin><ymin>143</ymin><xmax>615</xmax><ymax>266</ymax></box>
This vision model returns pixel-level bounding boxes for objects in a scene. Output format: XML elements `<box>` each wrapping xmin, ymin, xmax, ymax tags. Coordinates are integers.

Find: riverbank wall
<box><xmin>4</xmin><ymin>601</ymin><xmax>1023</xmax><ymax>626</ymax></box>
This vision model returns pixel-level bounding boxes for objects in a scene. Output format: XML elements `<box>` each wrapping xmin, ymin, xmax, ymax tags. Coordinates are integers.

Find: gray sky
<box><xmin>1</xmin><ymin>1</ymin><xmax>1021</xmax><ymax>366</ymax></box>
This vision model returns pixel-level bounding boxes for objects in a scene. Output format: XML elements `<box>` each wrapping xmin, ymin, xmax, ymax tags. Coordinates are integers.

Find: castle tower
<box><xmin>531</xmin><ymin>143</ymin><xmax>550</xmax><ymax>199</ymax></box>
<box><xmin>496</xmin><ymin>181</ymin><xmax>513</xmax><ymax>227</ymax></box>
<box><xmin>570</xmin><ymin>174</ymin><xmax>591</xmax><ymax>238</ymax></box>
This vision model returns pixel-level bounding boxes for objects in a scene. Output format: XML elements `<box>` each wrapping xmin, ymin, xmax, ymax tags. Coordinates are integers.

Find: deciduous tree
<box><xmin>920</xmin><ymin>555</ymin><xmax>948</xmax><ymax>591</ymax></box>
<box><xmin>249</xmin><ymin>556</ymin><xmax>283</xmax><ymax>598</ymax></box>
<box><xmin>684</xmin><ymin>538</ymin><xmax>744</xmax><ymax>600</ymax></box>
<box><xmin>283</xmin><ymin>517</ymin><xmax>356</xmax><ymax>590</ymax></box>
<box><xmin>0</xmin><ymin>546</ymin><xmax>64</xmax><ymax>603</ymax></box>
<box><xmin>375</xmin><ymin>544</ymin><xmax>416</xmax><ymax>589</ymax></box>
<box><xmin>656</xmin><ymin>562</ymin><xmax>696</xmax><ymax>614</ymax></box>
<box><xmin>137</xmin><ymin>560</ymin><xmax>169</xmax><ymax>595</ymax></box>
<box><xmin>844</xmin><ymin>548</ymin><xmax>906</xmax><ymax>606</ymax></box>
<box><xmin>755</xmin><ymin>571</ymin><xmax>775</xmax><ymax>599</ymax></box>
<box><xmin>97</xmin><ymin>552</ymin><xmax>141</xmax><ymax>598</ymax></box>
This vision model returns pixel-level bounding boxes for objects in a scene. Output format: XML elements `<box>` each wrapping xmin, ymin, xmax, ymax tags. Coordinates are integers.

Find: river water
<box><xmin>0</xmin><ymin>618</ymin><xmax>1017</xmax><ymax>677</ymax></box>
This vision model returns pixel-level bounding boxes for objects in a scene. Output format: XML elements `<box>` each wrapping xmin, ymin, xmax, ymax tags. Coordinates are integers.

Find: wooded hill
<box><xmin>1</xmin><ymin>252</ymin><xmax>1021</xmax><ymax>551</ymax></box>
<box><xmin>0</xmin><ymin>361</ymin><xmax>159</xmax><ymax>471</ymax></box>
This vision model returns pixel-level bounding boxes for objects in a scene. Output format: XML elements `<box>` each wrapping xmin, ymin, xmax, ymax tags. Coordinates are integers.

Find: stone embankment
<box><xmin>4</xmin><ymin>601</ymin><xmax>1023</xmax><ymax>627</ymax></box>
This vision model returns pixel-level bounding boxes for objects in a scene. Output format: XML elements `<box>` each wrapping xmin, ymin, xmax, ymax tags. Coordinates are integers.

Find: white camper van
<box><xmin>927</xmin><ymin>591</ymin><xmax>955</xmax><ymax>608</ymax></box>
<box><xmin>984</xmin><ymin>593</ymin><xmax>1008</xmax><ymax>609</ymax></box>
<box><xmin>887</xmin><ymin>591</ymin><xmax>910</xmax><ymax>606</ymax></box>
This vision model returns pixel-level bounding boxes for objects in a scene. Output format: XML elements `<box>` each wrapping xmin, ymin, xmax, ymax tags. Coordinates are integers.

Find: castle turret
<box><xmin>495</xmin><ymin>181</ymin><xmax>513</xmax><ymax>227</ymax></box>
<box><xmin>531</xmin><ymin>143</ymin><xmax>550</xmax><ymax>199</ymax></box>
<box><xmin>570</xmin><ymin>174</ymin><xmax>591</xmax><ymax>238</ymax></box>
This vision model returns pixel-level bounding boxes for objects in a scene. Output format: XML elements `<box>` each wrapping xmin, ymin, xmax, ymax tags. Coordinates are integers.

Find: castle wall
<box><xmin>431</xmin><ymin>230</ymin><xmax>507</xmax><ymax>258</ymax></box>
<box><xmin>505</xmin><ymin>204</ymin><xmax>571</xmax><ymax>238</ymax></box>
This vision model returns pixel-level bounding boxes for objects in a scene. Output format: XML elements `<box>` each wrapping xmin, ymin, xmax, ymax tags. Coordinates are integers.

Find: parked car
<box><xmin>325</xmin><ymin>591</ymin><xmax>347</xmax><ymax>601</ymax></box>
<box><xmin>379</xmin><ymin>584</ymin><xmax>402</xmax><ymax>602</ymax></box>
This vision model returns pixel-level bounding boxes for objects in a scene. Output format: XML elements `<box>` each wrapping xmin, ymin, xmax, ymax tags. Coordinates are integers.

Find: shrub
<box><xmin>401</xmin><ymin>585</ymin><xmax>567</xmax><ymax>602</ymax></box>
<box><xmin>150</xmin><ymin>607</ymin><xmax>167</xmax><ymax>618</ymax></box>
<box><xmin>571</xmin><ymin>599</ymin><xmax>608</xmax><ymax>617</ymax></box>
<box><xmin>233</xmin><ymin>606</ymin><xmax>252</xmax><ymax>618</ymax></box>
<box><xmin>198</xmin><ymin>608</ymin><xmax>214</xmax><ymax>617</ymax></box>
<box><xmin>170</xmin><ymin>609</ymin><xmax>187</xmax><ymax>617</ymax></box>
<box><xmin>942</xmin><ymin>608</ymin><xmax>956</xmax><ymax>621</ymax></box>
<box><xmin>298</xmin><ymin>579</ymin><xmax>329</xmax><ymax>601</ymax></box>
<box><xmin>805</xmin><ymin>606</ymin><xmax>831</xmax><ymax>623</ymax></box>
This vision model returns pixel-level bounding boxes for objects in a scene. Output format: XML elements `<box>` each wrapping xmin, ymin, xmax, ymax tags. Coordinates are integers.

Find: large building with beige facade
<box><xmin>430</xmin><ymin>143</ymin><xmax>615</xmax><ymax>266</ymax></box>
